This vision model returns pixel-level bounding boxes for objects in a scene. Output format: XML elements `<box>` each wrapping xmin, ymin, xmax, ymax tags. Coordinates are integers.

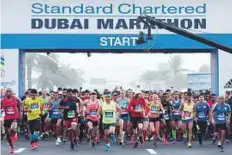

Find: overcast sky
<box><xmin>58</xmin><ymin>53</ymin><xmax>210</xmax><ymax>89</ymax></box>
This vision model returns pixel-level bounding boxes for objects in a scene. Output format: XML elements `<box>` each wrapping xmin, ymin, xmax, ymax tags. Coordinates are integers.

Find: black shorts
<box><xmin>131</xmin><ymin>117</ymin><xmax>144</xmax><ymax>129</ymax></box>
<box><xmin>149</xmin><ymin>117</ymin><xmax>160</xmax><ymax>123</ymax></box>
<box><xmin>28</xmin><ymin>118</ymin><xmax>41</xmax><ymax>131</ymax></box>
<box><xmin>4</xmin><ymin>119</ymin><xmax>17</xmax><ymax>128</ymax></box>
<box><xmin>87</xmin><ymin>119</ymin><xmax>98</xmax><ymax>127</ymax></box>
<box><xmin>102</xmin><ymin>123</ymin><xmax>116</xmax><ymax>130</ymax></box>
<box><xmin>215</xmin><ymin>123</ymin><xmax>227</xmax><ymax>132</ymax></box>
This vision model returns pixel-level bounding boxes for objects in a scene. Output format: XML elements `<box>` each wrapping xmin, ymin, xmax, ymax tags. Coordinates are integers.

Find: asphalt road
<box><xmin>1</xmin><ymin>139</ymin><xmax>232</xmax><ymax>155</ymax></box>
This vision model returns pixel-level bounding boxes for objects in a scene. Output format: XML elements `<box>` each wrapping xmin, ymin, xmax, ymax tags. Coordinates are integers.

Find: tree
<box><xmin>140</xmin><ymin>70</ymin><xmax>159</xmax><ymax>89</ymax></box>
<box><xmin>198</xmin><ymin>64</ymin><xmax>210</xmax><ymax>73</ymax></box>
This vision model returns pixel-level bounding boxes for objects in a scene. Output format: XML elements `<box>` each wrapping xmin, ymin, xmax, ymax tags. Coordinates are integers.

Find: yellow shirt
<box><xmin>25</xmin><ymin>97</ymin><xmax>42</xmax><ymax>121</ymax></box>
<box><xmin>182</xmin><ymin>102</ymin><xmax>194</xmax><ymax>120</ymax></box>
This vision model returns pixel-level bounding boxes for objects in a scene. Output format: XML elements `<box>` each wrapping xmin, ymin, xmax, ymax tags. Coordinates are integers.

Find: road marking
<box><xmin>15</xmin><ymin>148</ymin><xmax>26</xmax><ymax>153</ymax></box>
<box><xmin>146</xmin><ymin>149</ymin><xmax>157</xmax><ymax>154</ymax></box>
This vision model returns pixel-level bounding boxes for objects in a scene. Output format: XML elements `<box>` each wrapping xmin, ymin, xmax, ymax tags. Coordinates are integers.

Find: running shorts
<box><xmin>131</xmin><ymin>117</ymin><xmax>144</xmax><ymax>129</ymax></box>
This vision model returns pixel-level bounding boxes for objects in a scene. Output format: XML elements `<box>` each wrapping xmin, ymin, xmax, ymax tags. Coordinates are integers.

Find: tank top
<box><xmin>2</xmin><ymin>96</ymin><xmax>19</xmax><ymax>120</ymax></box>
<box><xmin>118</xmin><ymin>98</ymin><xmax>129</xmax><ymax>115</ymax></box>
<box><xmin>87</xmin><ymin>99</ymin><xmax>100</xmax><ymax>122</ymax></box>
<box><xmin>149</xmin><ymin>102</ymin><xmax>160</xmax><ymax>118</ymax></box>
<box><xmin>172</xmin><ymin>99</ymin><xmax>181</xmax><ymax>116</ymax></box>
<box><xmin>102</xmin><ymin>101</ymin><xmax>116</xmax><ymax>124</ymax></box>
<box><xmin>50</xmin><ymin>99</ymin><xmax>61</xmax><ymax>119</ymax></box>
<box><xmin>182</xmin><ymin>102</ymin><xmax>194</xmax><ymax>120</ymax></box>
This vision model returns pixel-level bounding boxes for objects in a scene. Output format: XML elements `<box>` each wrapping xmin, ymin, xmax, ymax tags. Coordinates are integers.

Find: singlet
<box><xmin>118</xmin><ymin>98</ymin><xmax>129</xmax><ymax>115</ymax></box>
<box><xmin>40</xmin><ymin>96</ymin><xmax>49</xmax><ymax>114</ymax></box>
<box><xmin>102</xmin><ymin>101</ymin><xmax>116</xmax><ymax>124</ymax></box>
<box><xmin>162</xmin><ymin>101</ymin><xmax>171</xmax><ymax>120</ymax></box>
<box><xmin>1</xmin><ymin>96</ymin><xmax>19</xmax><ymax>120</ymax></box>
<box><xmin>86</xmin><ymin>99</ymin><xmax>100</xmax><ymax>122</ymax></box>
<box><xmin>50</xmin><ymin>99</ymin><xmax>62</xmax><ymax>119</ymax></box>
<box><xmin>149</xmin><ymin>102</ymin><xmax>161</xmax><ymax>118</ymax></box>
<box><xmin>182</xmin><ymin>102</ymin><xmax>194</xmax><ymax>121</ymax></box>
<box><xmin>172</xmin><ymin>99</ymin><xmax>181</xmax><ymax>116</ymax></box>
<box><xmin>25</xmin><ymin>97</ymin><xmax>42</xmax><ymax>121</ymax></box>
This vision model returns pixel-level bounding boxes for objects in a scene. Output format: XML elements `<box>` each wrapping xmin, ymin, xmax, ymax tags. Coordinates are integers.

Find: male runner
<box><xmin>128</xmin><ymin>92</ymin><xmax>146</xmax><ymax>148</ymax></box>
<box><xmin>60</xmin><ymin>89</ymin><xmax>79</xmax><ymax>150</ymax></box>
<box><xmin>195</xmin><ymin>94</ymin><xmax>210</xmax><ymax>145</ymax></box>
<box><xmin>179</xmin><ymin>93</ymin><xmax>195</xmax><ymax>148</ymax></box>
<box><xmin>24</xmin><ymin>89</ymin><xmax>43</xmax><ymax>150</ymax></box>
<box><xmin>99</xmin><ymin>92</ymin><xmax>120</xmax><ymax>151</ymax></box>
<box><xmin>1</xmin><ymin>88</ymin><xmax>21</xmax><ymax>153</ymax></box>
<box><xmin>212</xmin><ymin>96</ymin><xmax>231</xmax><ymax>152</ymax></box>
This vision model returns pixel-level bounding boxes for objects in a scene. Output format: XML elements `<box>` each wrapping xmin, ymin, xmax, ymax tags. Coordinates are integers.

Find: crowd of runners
<box><xmin>0</xmin><ymin>87</ymin><xmax>232</xmax><ymax>153</ymax></box>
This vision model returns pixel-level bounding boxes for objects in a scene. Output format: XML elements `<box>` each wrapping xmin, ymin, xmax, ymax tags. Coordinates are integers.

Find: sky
<box><xmin>58</xmin><ymin>53</ymin><xmax>210</xmax><ymax>90</ymax></box>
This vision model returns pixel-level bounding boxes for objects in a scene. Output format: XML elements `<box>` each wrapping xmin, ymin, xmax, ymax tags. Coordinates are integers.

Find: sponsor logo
<box><xmin>0</xmin><ymin>55</ymin><xmax>5</xmax><ymax>78</ymax></box>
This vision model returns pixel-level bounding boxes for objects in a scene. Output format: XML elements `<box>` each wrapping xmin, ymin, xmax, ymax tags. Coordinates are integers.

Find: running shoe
<box><xmin>212</xmin><ymin>138</ymin><xmax>216</xmax><ymax>144</ymax></box>
<box><xmin>153</xmin><ymin>142</ymin><xmax>157</xmax><ymax>147</ymax></box>
<box><xmin>57</xmin><ymin>137</ymin><xmax>61</xmax><ymax>144</ymax></box>
<box><xmin>188</xmin><ymin>142</ymin><xmax>192</xmax><ymax>148</ymax></box>
<box><xmin>70</xmin><ymin>142</ymin><xmax>74</xmax><ymax>150</ymax></box>
<box><xmin>119</xmin><ymin>142</ymin><xmax>125</xmax><ymax>146</ymax></box>
<box><xmin>9</xmin><ymin>147</ymin><xmax>14</xmax><ymax>153</ymax></box>
<box><xmin>139</xmin><ymin>136</ymin><xmax>144</xmax><ymax>146</ymax></box>
<box><xmin>105</xmin><ymin>144</ymin><xmax>111</xmax><ymax>151</ymax></box>
<box><xmin>220</xmin><ymin>146</ymin><xmax>224</xmax><ymax>152</ymax></box>
<box><xmin>164</xmin><ymin>138</ymin><xmax>169</xmax><ymax>145</ymax></box>
<box><xmin>133</xmin><ymin>142</ymin><xmax>139</xmax><ymax>148</ymax></box>
<box><xmin>62</xmin><ymin>138</ymin><xmax>67</xmax><ymax>143</ymax></box>
<box><xmin>217</xmin><ymin>141</ymin><xmax>222</xmax><ymax>148</ymax></box>
<box><xmin>172</xmin><ymin>139</ymin><xmax>177</xmax><ymax>144</ymax></box>
<box><xmin>31</xmin><ymin>142</ymin><xmax>36</xmax><ymax>150</ymax></box>
<box><xmin>34</xmin><ymin>141</ymin><xmax>38</xmax><ymax>149</ymax></box>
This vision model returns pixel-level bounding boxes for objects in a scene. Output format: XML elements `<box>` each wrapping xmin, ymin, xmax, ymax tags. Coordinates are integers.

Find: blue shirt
<box><xmin>196</xmin><ymin>102</ymin><xmax>210</xmax><ymax>122</ymax></box>
<box><xmin>171</xmin><ymin>99</ymin><xmax>181</xmax><ymax>116</ymax></box>
<box><xmin>50</xmin><ymin>99</ymin><xmax>61</xmax><ymax>119</ymax></box>
<box><xmin>213</xmin><ymin>103</ymin><xmax>231</xmax><ymax>124</ymax></box>
<box><xmin>117</xmin><ymin>98</ymin><xmax>129</xmax><ymax>113</ymax></box>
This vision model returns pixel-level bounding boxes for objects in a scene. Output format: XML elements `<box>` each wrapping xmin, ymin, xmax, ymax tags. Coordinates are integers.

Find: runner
<box><xmin>146</xmin><ymin>94</ymin><xmax>164</xmax><ymax>147</ymax></box>
<box><xmin>1</xmin><ymin>88</ymin><xmax>21</xmax><ymax>153</ymax></box>
<box><xmin>24</xmin><ymin>89</ymin><xmax>43</xmax><ymax>150</ymax></box>
<box><xmin>179</xmin><ymin>93</ymin><xmax>195</xmax><ymax>148</ymax></box>
<box><xmin>99</xmin><ymin>92</ymin><xmax>120</xmax><ymax>151</ymax></box>
<box><xmin>212</xmin><ymin>96</ymin><xmax>231</xmax><ymax>152</ymax></box>
<box><xmin>39</xmin><ymin>90</ymin><xmax>50</xmax><ymax>139</ymax></box>
<box><xmin>117</xmin><ymin>89</ymin><xmax>129</xmax><ymax>145</ymax></box>
<box><xmin>171</xmin><ymin>91</ymin><xmax>182</xmax><ymax>143</ymax></box>
<box><xmin>86</xmin><ymin>91</ymin><xmax>100</xmax><ymax>147</ymax></box>
<box><xmin>195</xmin><ymin>94</ymin><xmax>210</xmax><ymax>145</ymax></box>
<box><xmin>60</xmin><ymin>89</ymin><xmax>79</xmax><ymax>150</ymax></box>
<box><xmin>143</xmin><ymin>91</ymin><xmax>150</xmax><ymax>141</ymax></box>
<box><xmin>128</xmin><ymin>91</ymin><xmax>146</xmax><ymax>148</ymax></box>
<box><xmin>49</xmin><ymin>92</ymin><xmax>62</xmax><ymax>146</ymax></box>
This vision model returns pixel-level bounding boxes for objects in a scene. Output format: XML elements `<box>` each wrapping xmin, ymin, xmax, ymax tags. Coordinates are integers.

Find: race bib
<box><xmin>52</xmin><ymin>109</ymin><xmax>60</xmax><ymax>115</ymax></box>
<box><xmin>173</xmin><ymin>111</ymin><xmax>180</xmax><ymax>115</ymax></box>
<box><xmin>198</xmin><ymin>111</ymin><xmax>205</xmax><ymax>118</ymax></box>
<box><xmin>6</xmin><ymin>106</ymin><xmax>15</xmax><ymax>115</ymax></box>
<box><xmin>151</xmin><ymin>106</ymin><xmax>159</xmax><ymax>113</ymax></box>
<box><xmin>217</xmin><ymin>113</ymin><xmax>225</xmax><ymax>121</ymax></box>
<box><xmin>43</xmin><ymin>105</ymin><xmax>49</xmax><ymax>112</ymax></box>
<box><xmin>90</xmin><ymin>110</ymin><xmax>97</xmax><ymax>116</ymax></box>
<box><xmin>163</xmin><ymin>113</ymin><xmax>169</xmax><ymax>120</ymax></box>
<box><xmin>184</xmin><ymin>111</ymin><xmax>191</xmax><ymax>117</ymax></box>
<box><xmin>135</xmin><ymin>104</ymin><xmax>142</xmax><ymax>112</ymax></box>
<box><xmin>121</xmin><ymin>108</ymin><xmax>128</xmax><ymax>114</ymax></box>
<box><xmin>105</xmin><ymin>111</ymin><xmax>113</xmax><ymax>118</ymax></box>
<box><xmin>67</xmin><ymin>110</ymin><xmax>75</xmax><ymax>118</ymax></box>
<box><xmin>31</xmin><ymin>103</ymin><xmax>39</xmax><ymax>111</ymax></box>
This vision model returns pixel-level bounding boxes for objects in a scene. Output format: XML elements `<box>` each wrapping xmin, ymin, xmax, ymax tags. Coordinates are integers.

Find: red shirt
<box><xmin>86</xmin><ymin>99</ymin><xmax>100</xmax><ymax>122</ymax></box>
<box><xmin>1</xmin><ymin>96</ymin><xmax>19</xmax><ymax>120</ymax></box>
<box><xmin>208</xmin><ymin>100</ymin><xmax>216</xmax><ymax>108</ymax></box>
<box><xmin>128</xmin><ymin>97</ymin><xmax>146</xmax><ymax>118</ymax></box>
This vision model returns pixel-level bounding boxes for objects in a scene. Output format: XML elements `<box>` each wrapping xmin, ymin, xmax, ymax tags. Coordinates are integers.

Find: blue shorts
<box><xmin>182</xmin><ymin>119</ymin><xmax>193</xmax><ymax>124</ymax></box>
<box><xmin>121</xmin><ymin>114</ymin><xmax>129</xmax><ymax>121</ymax></box>
<box><xmin>171</xmin><ymin>115</ymin><xmax>182</xmax><ymax>121</ymax></box>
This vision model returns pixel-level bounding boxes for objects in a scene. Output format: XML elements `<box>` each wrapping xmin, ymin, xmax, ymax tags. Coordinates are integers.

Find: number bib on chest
<box><xmin>31</xmin><ymin>103</ymin><xmax>39</xmax><ymax>111</ymax></box>
<box><xmin>184</xmin><ymin>111</ymin><xmax>191</xmax><ymax>119</ymax></box>
<box><xmin>105</xmin><ymin>111</ymin><xmax>113</xmax><ymax>118</ymax></box>
<box><xmin>90</xmin><ymin>110</ymin><xmax>97</xmax><ymax>116</ymax></box>
<box><xmin>217</xmin><ymin>113</ymin><xmax>226</xmax><ymax>121</ymax></box>
<box><xmin>67</xmin><ymin>110</ymin><xmax>75</xmax><ymax>118</ymax></box>
<box><xmin>151</xmin><ymin>106</ymin><xmax>159</xmax><ymax>113</ymax></box>
<box><xmin>6</xmin><ymin>106</ymin><xmax>15</xmax><ymax>115</ymax></box>
<box><xmin>52</xmin><ymin>109</ymin><xmax>60</xmax><ymax>115</ymax></box>
<box><xmin>135</xmin><ymin>104</ymin><xmax>143</xmax><ymax>112</ymax></box>
<box><xmin>198</xmin><ymin>111</ymin><xmax>205</xmax><ymax>118</ymax></box>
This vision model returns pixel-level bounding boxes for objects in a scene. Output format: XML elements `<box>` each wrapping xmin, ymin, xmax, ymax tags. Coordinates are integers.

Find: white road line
<box><xmin>15</xmin><ymin>148</ymin><xmax>26</xmax><ymax>154</ymax></box>
<box><xmin>146</xmin><ymin>149</ymin><xmax>157</xmax><ymax>154</ymax></box>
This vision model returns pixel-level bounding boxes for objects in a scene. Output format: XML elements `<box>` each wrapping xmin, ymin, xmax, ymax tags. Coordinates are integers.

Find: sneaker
<box><xmin>62</xmin><ymin>138</ymin><xmax>67</xmax><ymax>143</ymax></box>
<box><xmin>55</xmin><ymin>139</ymin><xmax>60</xmax><ymax>146</ymax></box>
<box><xmin>217</xmin><ymin>141</ymin><xmax>221</xmax><ymax>148</ymax></box>
<box><xmin>172</xmin><ymin>139</ymin><xmax>176</xmax><ymax>144</ymax></box>
<box><xmin>105</xmin><ymin>144</ymin><xmax>110</xmax><ymax>151</ymax></box>
<box><xmin>119</xmin><ymin>142</ymin><xmax>124</xmax><ymax>146</ymax></box>
<box><xmin>220</xmin><ymin>146</ymin><xmax>224</xmax><ymax>152</ymax></box>
<box><xmin>188</xmin><ymin>142</ymin><xmax>192</xmax><ymax>148</ymax></box>
<box><xmin>153</xmin><ymin>142</ymin><xmax>157</xmax><ymax>147</ymax></box>
<box><xmin>10</xmin><ymin>147</ymin><xmax>14</xmax><ymax>153</ymax></box>
<box><xmin>70</xmin><ymin>142</ymin><xmax>74</xmax><ymax>150</ymax></box>
<box><xmin>34</xmin><ymin>142</ymin><xmax>38</xmax><ymax>149</ymax></box>
<box><xmin>31</xmin><ymin>142</ymin><xmax>36</xmax><ymax>150</ymax></box>
<box><xmin>57</xmin><ymin>137</ymin><xmax>61</xmax><ymax>143</ymax></box>
<box><xmin>134</xmin><ymin>142</ymin><xmax>139</xmax><ymax>148</ymax></box>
